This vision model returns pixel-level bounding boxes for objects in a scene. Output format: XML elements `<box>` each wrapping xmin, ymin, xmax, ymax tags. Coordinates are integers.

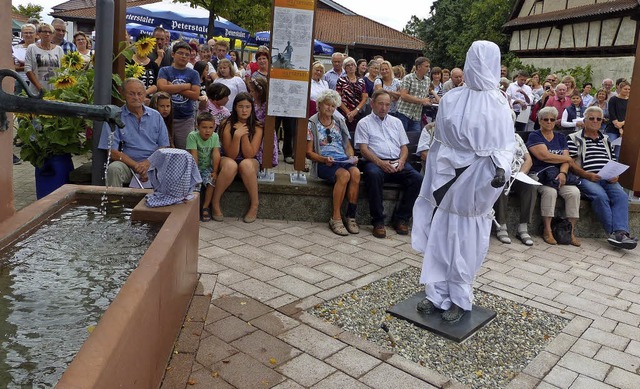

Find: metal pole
<box><xmin>92</xmin><ymin>0</ymin><xmax>115</xmax><ymax>186</ymax></box>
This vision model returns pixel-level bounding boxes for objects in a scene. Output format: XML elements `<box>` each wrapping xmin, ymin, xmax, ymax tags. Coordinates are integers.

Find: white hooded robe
<box><xmin>411</xmin><ymin>41</ymin><xmax>515</xmax><ymax>311</ymax></box>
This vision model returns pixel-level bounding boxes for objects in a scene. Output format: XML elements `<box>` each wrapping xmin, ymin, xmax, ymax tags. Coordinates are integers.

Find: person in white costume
<box><xmin>411</xmin><ymin>41</ymin><xmax>515</xmax><ymax>322</ymax></box>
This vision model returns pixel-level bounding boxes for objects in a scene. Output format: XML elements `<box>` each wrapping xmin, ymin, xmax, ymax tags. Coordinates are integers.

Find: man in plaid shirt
<box><xmin>396</xmin><ymin>57</ymin><xmax>432</xmax><ymax>132</ymax></box>
<box><xmin>51</xmin><ymin>18</ymin><xmax>77</xmax><ymax>54</ymax></box>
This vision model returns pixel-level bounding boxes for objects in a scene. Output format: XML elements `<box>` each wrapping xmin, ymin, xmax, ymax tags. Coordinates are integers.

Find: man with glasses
<box><xmin>567</xmin><ymin>106</ymin><xmax>636</xmax><ymax>249</ymax></box>
<box><xmin>98</xmin><ymin>78</ymin><xmax>170</xmax><ymax>187</ymax></box>
<box><xmin>545</xmin><ymin>74</ymin><xmax>559</xmax><ymax>88</ymax></box>
<box><xmin>602</xmin><ymin>78</ymin><xmax>615</xmax><ymax>101</ymax></box>
<box><xmin>545</xmin><ymin>83</ymin><xmax>571</xmax><ymax>123</ymax></box>
<box><xmin>51</xmin><ymin>18</ymin><xmax>77</xmax><ymax>54</ymax></box>
<box><xmin>397</xmin><ymin>57</ymin><xmax>432</xmax><ymax>132</ymax></box>
<box><xmin>157</xmin><ymin>42</ymin><xmax>201</xmax><ymax>149</ymax></box>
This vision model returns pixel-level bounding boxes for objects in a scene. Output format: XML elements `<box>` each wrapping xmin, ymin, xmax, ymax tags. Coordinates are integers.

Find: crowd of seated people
<box><xmin>496</xmin><ymin>69</ymin><xmax>635</xmax><ymax>250</ymax></box>
<box><xmin>14</xmin><ymin>20</ymin><xmax>635</xmax><ymax>245</ymax></box>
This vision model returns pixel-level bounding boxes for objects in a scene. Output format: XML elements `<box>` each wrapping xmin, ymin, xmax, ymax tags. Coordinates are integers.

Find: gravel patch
<box><xmin>309</xmin><ymin>267</ymin><xmax>569</xmax><ymax>388</ymax></box>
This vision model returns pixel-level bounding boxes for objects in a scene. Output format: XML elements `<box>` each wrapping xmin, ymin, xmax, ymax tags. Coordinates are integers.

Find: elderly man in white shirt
<box><xmin>506</xmin><ymin>70</ymin><xmax>534</xmax><ymax>131</ymax></box>
<box><xmin>355</xmin><ymin>89</ymin><xmax>423</xmax><ymax>239</ymax></box>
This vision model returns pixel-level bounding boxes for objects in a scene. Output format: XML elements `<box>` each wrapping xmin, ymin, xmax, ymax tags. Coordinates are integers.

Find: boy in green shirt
<box><xmin>187</xmin><ymin>112</ymin><xmax>221</xmax><ymax>221</ymax></box>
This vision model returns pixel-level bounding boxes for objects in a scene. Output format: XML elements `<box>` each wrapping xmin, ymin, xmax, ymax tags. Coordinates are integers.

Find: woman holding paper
<box><xmin>567</xmin><ymin>106</ymin><xmax>636</xmax><ymax>249</ymax></box>
<box><xmin>306</xmin><ymin>89</ymin><xmax>360</xmax><ymax>236</ymax></box>
<box><xmin>492</xmin><ymin>133</ymin><xmax>538</xmax><ymax>246</ymax></box>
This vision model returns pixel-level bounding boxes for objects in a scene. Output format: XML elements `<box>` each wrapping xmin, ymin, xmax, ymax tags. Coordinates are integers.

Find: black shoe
<box><xmin>442</xmin><ymin>304</ymin><xmax>465</xmax><ymax>322</ymax></box>
<box><xmin>416</xmin><ymin>299</ymin><xmax>436</xmax><ymax>314</ymax></box>
<box><xmin>13</xmin><ymin>155</ymin><xmax>22</xmax><ymax>165</ymax></box>
<box><xmin>608</xmin><ymin>231</ymin><xmax>637</xmax><ymax>250</ymax></box>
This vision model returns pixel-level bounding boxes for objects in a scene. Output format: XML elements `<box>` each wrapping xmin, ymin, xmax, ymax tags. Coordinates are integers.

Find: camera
<box><xmin>545</xmin><ymin>86</ymin><xmax>551</xmax><ymax>91</ymax></box>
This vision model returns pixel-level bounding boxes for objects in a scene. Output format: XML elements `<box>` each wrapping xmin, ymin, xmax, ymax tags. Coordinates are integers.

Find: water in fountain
<box><xmin>0</xmin><ymin>199</ymin><xmax>161</xmax><ymax>387</ymax></box>
<box><xmin>100</xmin><ymin>126</ymin><xmax>116</xmax><ymax>210</ymax></box>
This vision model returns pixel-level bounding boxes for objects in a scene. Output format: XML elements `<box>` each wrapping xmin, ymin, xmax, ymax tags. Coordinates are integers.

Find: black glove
<box><xmin>491</xmin><ymin>168</ymin><xmax>506</xmax><ymax>188</ymax></box>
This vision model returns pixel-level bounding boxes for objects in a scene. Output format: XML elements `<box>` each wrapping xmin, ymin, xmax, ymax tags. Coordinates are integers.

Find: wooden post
<box><xmin>294</xmin><ymin>119</ymin><xmax>308</xmax><ymax>172</ymax></box>
<box><xmin>113</xmin><ymin>0</ymin><xmax>126</xmax><ymax>100</ymax></box>
<box><xmin>0</xmin><ymin>0</ymin><xmax>15</xmax><ymax>221</ymax></box>
<box><xmin>262</xmin><ymin>116</ymin><xmax>276</xmax><ymax>169</ymax></box>
<box><xmin>618</xmin><ymin>30</ymin><xmax>640</xmax><ymax>190</ymax></box>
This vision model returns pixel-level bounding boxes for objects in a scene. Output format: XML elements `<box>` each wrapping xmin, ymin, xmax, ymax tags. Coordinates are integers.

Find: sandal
<box><xmin>496</xmin><ymin>229</ymin><xmax>511</xmax><ymax>244</ymax></box>
<box><xmin>200</xmin><ymin>208</ymin><xmax>211</xmax><ymax>222</ymax></box>
<box><xmin>516</xmin><ymin>231</ymin><xmax>534</xmax><ymax>246</ymax></box>
<box><xmin>329</xmin><ymin>219</ymin><xmax>348</xmax><ymax>236</ymax></box>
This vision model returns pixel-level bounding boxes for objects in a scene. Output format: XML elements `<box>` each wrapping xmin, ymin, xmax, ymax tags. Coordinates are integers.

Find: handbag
<box><xmin>551</xmin><ymin>217</ymin><xmax>573</xmax><ymax>245</ymax></box>
<box><xmin>536</xmin><ymin>166</ymin><xmax>580</xmax><ymax>189</ymax></box>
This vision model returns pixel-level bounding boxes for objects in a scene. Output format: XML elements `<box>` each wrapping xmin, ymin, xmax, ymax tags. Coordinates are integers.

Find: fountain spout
<box><xmin>0</xmin><ymin>69</ymin><xmax>125</xmax><ymax>132</ymax></box>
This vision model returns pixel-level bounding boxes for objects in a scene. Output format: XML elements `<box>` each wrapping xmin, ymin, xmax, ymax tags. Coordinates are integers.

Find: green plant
<box><xmin>16</xmin><ymin>37</ymin><xmax>154</xmax><ymax>168</ymax></box>
<box><xmin>505</xmin><ymin>57</ymin><xmax>593</xmax><ymax>87</ymax></box>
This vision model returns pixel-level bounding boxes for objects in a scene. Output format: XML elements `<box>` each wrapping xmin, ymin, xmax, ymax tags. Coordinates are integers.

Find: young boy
<box><xmin>157</xmin><ymin>41</ymin><xmax>201</xmax><ymax>150</ymax></box>
<box><xmin>187</xmin><ymin>112</ymin><xmax>221</xmax><ymax>222</ymax></box>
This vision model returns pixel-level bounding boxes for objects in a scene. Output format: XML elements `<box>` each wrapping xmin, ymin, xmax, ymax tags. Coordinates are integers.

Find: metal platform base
<box><xmin>387</xmin><ymin>291</ymin><xmax>496</xmax><ymax>343</ymax></box>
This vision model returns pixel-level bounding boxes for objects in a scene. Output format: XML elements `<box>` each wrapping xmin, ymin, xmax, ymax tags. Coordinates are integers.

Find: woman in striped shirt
<box><xmin>567</xmin><ymin>106</ymin><xmax>636</xmax><ymax>249</ymax></box>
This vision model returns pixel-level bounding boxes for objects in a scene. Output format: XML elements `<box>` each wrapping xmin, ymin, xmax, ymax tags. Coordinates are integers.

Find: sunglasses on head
<box><xmin>587</xmin><ymin>117</ymin><xmax>603</xmax><ymax>122</ymax></box>
<box><xmin>541</xmin><ymin>118</ymin><xmax>556</xmax><ymax>122</ymax></box>
<box><xmin>325</xmin><ymin>128</ymin><xmax>332</xmax><ymax>143</ymax></box>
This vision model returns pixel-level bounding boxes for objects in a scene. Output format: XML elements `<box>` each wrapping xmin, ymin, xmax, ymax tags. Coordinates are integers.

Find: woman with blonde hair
<box><xmin>213</xmin><ymin>58</ymin><xmax>247</xmax><ymax>111</ymax></box>
<box><xmin>562</xmin><ymin>75</ymin><xmax>577</xmax><ymax>96</ymax></box>
<box><xmin>310</xmin><ymin>61</ymin><xmax>329</xmax><ymax>102</ymax></box>
<box><xmin>374</xmin><ymin>60</ymin><xmax>401</xmax><ymax>114</ymax></box>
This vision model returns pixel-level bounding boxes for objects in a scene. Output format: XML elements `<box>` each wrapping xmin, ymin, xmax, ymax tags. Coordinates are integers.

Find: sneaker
<box><xmin>607</xmin><ymin>231</ymin><xmax>637</xmax><ymax>250</ymax></box>
<box><xmin>13</xmin><ymin>155</ymin><xmax>21</xmax><ymax>165</ymax></box>
<box><xmin>344</xmin><ymin>218</ymin><xmax>359</xmax><ymax>234</ymax></box>
<box><xmin>372</xmin><ymin>224</ymin><xmax>386</xmax><ymax>239</ymax></box>
<box><xmin>284</xmin><ymin>157</ymin><xmax>294</xmax><ymax>164</ymax></box>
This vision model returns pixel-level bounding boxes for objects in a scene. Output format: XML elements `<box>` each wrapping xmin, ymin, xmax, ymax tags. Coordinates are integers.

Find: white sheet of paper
<box><xmin>513</xmin><ymin>172</ymin><xmax>542</xmax><ymax>185</ymax></box>
<box><xmin>597</xmin><ymin>160</ymin><xmax>629</xmax><ymax>180</ymax></box>
<box><xmin>610</xmin><ymin>137</ymin><xmax>622</xmax><ymax>146</ymax></box>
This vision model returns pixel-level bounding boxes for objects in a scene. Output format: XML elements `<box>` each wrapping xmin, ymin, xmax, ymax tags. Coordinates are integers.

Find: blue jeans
<box><xmin>396</xmin><ymin>112</ymin><xmax>421</xmax><ymax>133</ymax></box>
<box><xmin>363</xmin><ymin>161</ymin><xmax>423</xmax><ymax>225</ymax></box>
<box><xmin>578</xmin><ymin>179</ymin><xmax>628</xmax><ymax>234</ymax></box>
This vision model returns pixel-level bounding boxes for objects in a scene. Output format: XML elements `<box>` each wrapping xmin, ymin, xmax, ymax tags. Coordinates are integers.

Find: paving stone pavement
<box><xmin>10</xmin><ymin>152</ymin><xmax>640</xmax><ymax>389</ymax></box>
<box><xmin>161</xmin><ymin>217</ymin><xmax>640</xmax><ymax>389</ymax></box>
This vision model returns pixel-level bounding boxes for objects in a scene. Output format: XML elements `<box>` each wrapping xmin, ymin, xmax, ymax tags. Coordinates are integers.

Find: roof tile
<box><xmin>314</xmin><ymin>9</ymin><xmax>424</xmax><ymax>51</ymax></box>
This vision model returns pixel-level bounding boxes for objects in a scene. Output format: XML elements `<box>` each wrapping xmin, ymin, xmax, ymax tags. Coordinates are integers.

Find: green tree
<box><xmin>173</xmin><ymin>0</ymin><xmax>270</xmax><ymax>39</ymax></box>
<box><xmin>405</xmin><ymin>0</ymin><xmax>517</xmax><ymax>69</ymax></box>
<box><xmin>12</xmin><ymin>3</ymin><xmax>44</xmax><ymax>20</ymax></box>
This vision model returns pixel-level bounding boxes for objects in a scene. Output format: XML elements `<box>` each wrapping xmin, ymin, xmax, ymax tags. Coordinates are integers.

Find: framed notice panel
<box><xmin>267</xmin><ymin>0</ymin><xmax>316</xmax><ymax>118</ymax></box>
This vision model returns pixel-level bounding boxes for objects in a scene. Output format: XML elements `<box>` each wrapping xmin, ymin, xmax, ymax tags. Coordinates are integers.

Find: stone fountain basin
<box><xmin>0</xmin><ymin>184</ymin><xmax>199</xmax><ymax>388</ymax></box>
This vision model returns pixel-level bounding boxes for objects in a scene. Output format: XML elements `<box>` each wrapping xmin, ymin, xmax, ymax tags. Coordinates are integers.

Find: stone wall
<box><xmin>214</xmin><ymin>173</ymin><xmax>640</xmax><ymax>239</ymax></box>
<box><xmin>518</xmin><ymin>56</ymin><xmax>634</xmax><ymax>86</ymax></box>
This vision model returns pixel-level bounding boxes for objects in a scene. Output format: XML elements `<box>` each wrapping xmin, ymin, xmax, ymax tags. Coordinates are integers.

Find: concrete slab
<box><xmin>387</xmin><ymin>291</ymin><xmax>497</xmax><ymax>343</ymax></box>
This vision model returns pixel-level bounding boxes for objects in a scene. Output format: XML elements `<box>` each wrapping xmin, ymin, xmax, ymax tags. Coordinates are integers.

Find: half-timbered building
<box><xmin>503</xmin><ymin>0</ymin><xmax>639</xmax><ymax>82</ymax></box>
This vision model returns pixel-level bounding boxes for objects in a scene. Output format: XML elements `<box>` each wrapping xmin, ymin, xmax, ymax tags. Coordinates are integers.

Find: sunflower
<box><xmin>53</xmin><ymin>74</ymin><xmax>78</xmax><ymax>89</ymax></box>
<box><xmin>134</xmin><ymin>36</ymin><xmax>156</xmax><ymax>57</ymax></box>
<box><xmin>61</xmin><ymin>51</ymin><xmax>85</xmax><ymax>71</ymax></box>
<box><xmin>125</xmin><ymin>63</ymin><xmax>146</xmax><ymax>79</ymax></box>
